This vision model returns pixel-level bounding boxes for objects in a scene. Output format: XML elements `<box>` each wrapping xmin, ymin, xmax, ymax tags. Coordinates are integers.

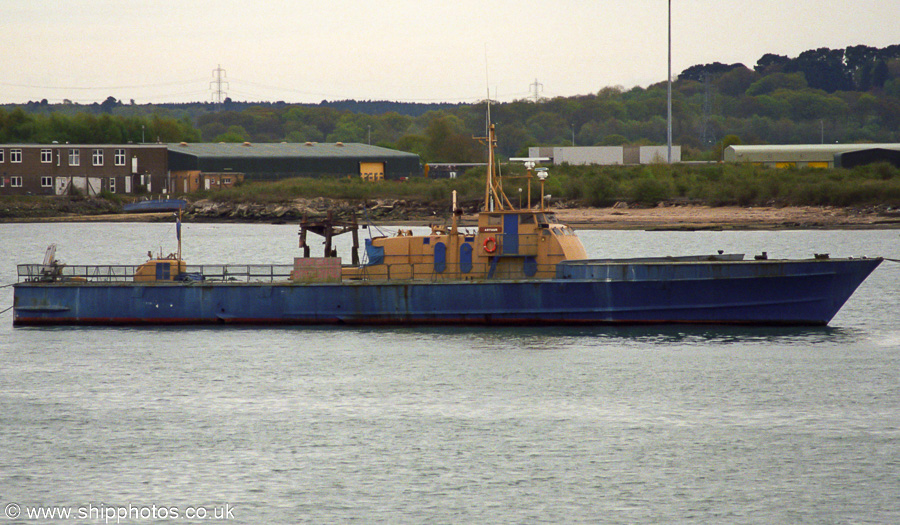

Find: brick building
<box><xmin>0</xmin><ymin>144</ymin><xmax>168</xmax><ymax>196</ymax></box>
<box><xmin>0</xmin><ymin>141</ymin><xmax>423</xmax><ymax>197</ymax></box>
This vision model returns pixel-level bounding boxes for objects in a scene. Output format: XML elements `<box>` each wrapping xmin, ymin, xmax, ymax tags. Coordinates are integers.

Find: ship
<box><xmin>12</xmin><ymin>125</ymin><xmax>882</xmax><ymax>326</ymax></box>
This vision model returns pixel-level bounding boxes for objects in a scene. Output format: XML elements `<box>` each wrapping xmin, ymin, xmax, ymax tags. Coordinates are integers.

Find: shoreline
<box><xmin>550</xmin><ymin>205</ymin><xmax>900</xmax><ymax>230</ymax></box>
<box><xmin>3</xmin><ymin>205</ymin><xmax>900</xmax><ymax>230</ymax></box>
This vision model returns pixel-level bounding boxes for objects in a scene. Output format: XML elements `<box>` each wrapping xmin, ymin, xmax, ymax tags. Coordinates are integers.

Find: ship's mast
<box><xmin>484</xmin><ymin>124</ymin><xmax>493</xmax><ymax>212</ymax></box>
<box><xmin>477</xmin><ymin>94</ymin><xmax>517</xmax><ymax>212</ymax></box>
<box><xmin>487</xmin><ymin>124</ymin><xmax>502</xmax><ymax>211</ymax></box>
<box><xmin>483</xmin><ymin>92</ymin><xmax>495</xmax><ymax>211</ymax></box>
<box><xmin>479</xmin><ymin>123</ymin><xmax>513</xmax><ymax>212</ymax></box>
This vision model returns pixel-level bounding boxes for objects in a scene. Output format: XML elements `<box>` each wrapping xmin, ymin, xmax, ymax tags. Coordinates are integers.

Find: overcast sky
<box><xmin>3</xmin><ymin>0</ymin><xmax>898</xmax><ymax>105</ymax></box>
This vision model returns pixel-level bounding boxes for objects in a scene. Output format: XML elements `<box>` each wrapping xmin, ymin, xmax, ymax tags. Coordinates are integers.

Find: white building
<box><xmin>528</xmin><ymin>145</ymin><xmax>681</xmax><ymax>166</ymax></box>
<box><xmin>724</xmin><ymin>144</ymin><xmax>900</xmax><ymax>168</ymax></box>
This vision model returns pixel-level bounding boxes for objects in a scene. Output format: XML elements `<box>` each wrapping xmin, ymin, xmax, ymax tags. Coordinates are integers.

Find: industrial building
<box><xmin>166</xmin><ymin>141</ymin><xmax>422</xmax><ymax>193</ymax></box>
<box><xmin>724</xmin><ymin>144</ymin><xmax>900</xmax><ymax>168</ymax></box>
<box><xmin>527</xmin><ymin>145</ymin><xmax>682</xmax><ymax>165</ymax></box>
<box><xmin>0</xmin><ymin>141</ymin><xmax>423</xmax><ymax>196</ymax></box>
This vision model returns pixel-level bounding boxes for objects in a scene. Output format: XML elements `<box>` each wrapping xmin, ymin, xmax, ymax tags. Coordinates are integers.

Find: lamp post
<box><xmin>536</xmin><ymin>168</ymin><xmax>549</xmax><ymax>211</ymax></box>
<box><xmin>667</xmin><ymin>0</ymin><xmax>672</xmax><ymax>164</ymax></box>
<box><xmin>524</xmin><ymin>161</ymin><xmax>534</xmax><ymax>208</ymax></box>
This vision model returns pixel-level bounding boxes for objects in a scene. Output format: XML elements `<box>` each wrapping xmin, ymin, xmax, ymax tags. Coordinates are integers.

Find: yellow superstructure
<box><xmin>342</xmin><ymin>210</ymin><xmax>586</xmax><ymax>281</ymax></box>
<box><xmin>134</xmin><ymin>258</ymin><xmax>187</xmax><ymax>282</ymax></box>
<box><xmin>339</xmin><ymin>124</ymin><xmax>587</xmax><ymax>282</ymax></box>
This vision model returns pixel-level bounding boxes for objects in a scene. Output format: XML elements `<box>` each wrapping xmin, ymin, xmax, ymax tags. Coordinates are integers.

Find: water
<box><xmin>1</xmin><ymin>223</ymin><xmax>898</xmax><ymax>524</ymax></box>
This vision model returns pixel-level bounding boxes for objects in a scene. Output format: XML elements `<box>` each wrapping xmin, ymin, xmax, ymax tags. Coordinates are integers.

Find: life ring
<box><xmin>483</xmin><ymin>236</ymin><xmax>497</xmax><ymax>253</ymax></box>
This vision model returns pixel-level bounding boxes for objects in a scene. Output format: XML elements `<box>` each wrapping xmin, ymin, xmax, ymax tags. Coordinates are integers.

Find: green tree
<box><xmin>746</xmin><ymin>72</ymin><xmax>807</xmax><ymax>96</ymax></box>
<box><xmin>600</xmin><ymin>134</ymin><xmax>628</xmax><ymax>145</ymax></box>
<box><xmin>214</xmin><ymin>125</ymin><xmax>250</xmax><ymax>142</ymax></box>
<box><xmin>872</xmin><ymin>60</ymin><xmax>890</xmax><ymax>89</ymax></box>
<box><xmin>713</xmin><ymin>134</ymin><xmax>741</xmax><ymax>160</ymax></box>
<box><xmin>422</xmin><ymin>115</ymin><xmax>480</xmax><ymax>162</ymax></box>
<box><xmin>715</xmin><ymin>66</ymin><xmax>759</xmax><ymax>96</ymax></box>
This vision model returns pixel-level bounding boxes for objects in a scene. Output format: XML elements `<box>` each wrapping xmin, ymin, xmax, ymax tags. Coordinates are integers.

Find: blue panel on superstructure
<box><xmin>364</xmin><ymin>239</ymin><xmax>384</xmax><ymax>266</ymax></box>
<box><xmin>460</xmin><ymin>244</ymin><xmax>473</xmax><ymax>273</ymax></box>
<box><xmin>503</xmin><ymin>214</ymin><xmax>518</xmax><ymax>255</ymax></box>
<box><xmin>434</xmin><ymin>242</ymin><xmax>446</xmax><ymax>273</ymax></box>
<box><xmin>524</xmin><ymin>257</ymin><xmax>537</xmax><ymax>277</ymax></box>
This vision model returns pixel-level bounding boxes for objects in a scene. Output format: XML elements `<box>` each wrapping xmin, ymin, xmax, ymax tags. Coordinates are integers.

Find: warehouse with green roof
<box><xmin>724</xmin><ymin>144</ymin><xmax>900</xmax><ymax>168</ymax></box>
<box><xmin>166</xmin><ymin>141</ymin><xmax>422</xmax><ymax>186</ymax></box>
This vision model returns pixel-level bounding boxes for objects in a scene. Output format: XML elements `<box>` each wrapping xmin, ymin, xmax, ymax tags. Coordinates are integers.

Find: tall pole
<box><xmin>667</xmin><ymin>0</ymin><xmax>673</xmax><ymax>164</ymax></box>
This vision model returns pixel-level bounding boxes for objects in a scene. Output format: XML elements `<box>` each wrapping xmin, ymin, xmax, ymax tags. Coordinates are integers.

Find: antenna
<box><xmin>484</xmin><ymin>45</ymin><xmax>491</xmax><ymax>135</ymax></box>
<box><xmin>484</xmin><ymin>45</ymin><xmax>493</xmax><ymax>211</ymax></box>
<box><xmin>486</xmin><ymin>84</ymin><xmax>491</xmax><ymax>136</ymax></box>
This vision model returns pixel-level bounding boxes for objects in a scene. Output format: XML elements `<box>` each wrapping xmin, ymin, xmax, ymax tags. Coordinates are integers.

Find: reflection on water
<box><xmin>332</xmin><ymin>323</ymin><xmax>860</xmax><ymax>348</ymax></box>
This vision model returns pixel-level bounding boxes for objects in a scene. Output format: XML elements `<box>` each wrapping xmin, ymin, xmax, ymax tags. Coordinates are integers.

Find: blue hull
<box><xmin>13</xmin><ymin>258</ymin><xmax>882</xmax><ymax>326</ymax></box>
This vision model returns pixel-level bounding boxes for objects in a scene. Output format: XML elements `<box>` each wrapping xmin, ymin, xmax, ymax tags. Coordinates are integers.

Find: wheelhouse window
<box><xmin>92</xmin><ymin>149</ymin><xmax>104</xmax><ymax>166</ymax></box>
<box><xmin>114</xmin><ymin>149</ymin><xmax>126</xmax><ymax>166</ymax></box>
<box><xmin>69</xmin><ymin>149</ymin><xmax>80</xmax><ymax>166</ymax></box>
<box><xmin>41</xmin><ymin>176</ymin><xmax>53</xmax><ymax>187</ymax></box>
<box><xmin>11</xmin><ymin>149</ymin><xmax>22</xmax><ymax>163</ymax></box>
<box><xmin>41</xmin><ymin>149</ymin><xmax>52</xmax><ymax>163</ymax></box>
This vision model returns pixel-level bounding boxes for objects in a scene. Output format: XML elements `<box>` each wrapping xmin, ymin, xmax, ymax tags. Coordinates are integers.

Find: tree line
<box><xmin>2</xmin><ymin>45</ymin><xmax>899</xmax><ymax>162</ymax></box>
<box><xmin>0</xmin><ymin>110</ymin><xmax>199</xmax><ymax>144</ymax></box>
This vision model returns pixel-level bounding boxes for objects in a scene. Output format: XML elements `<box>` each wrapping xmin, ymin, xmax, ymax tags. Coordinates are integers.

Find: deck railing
<box><xmin>17</xmin><ymin>259</ymin><xmax>557</xmax><ymax>284</ymax></box>
<box><xmin>18</xmin><ymin>264</ymin><xmax>141</xmax><ymax>282</ymax></box>
<box><xmin>17</xmin><ymin>264</ymin><xmax>294</xmax><ymax>283</ymax></box>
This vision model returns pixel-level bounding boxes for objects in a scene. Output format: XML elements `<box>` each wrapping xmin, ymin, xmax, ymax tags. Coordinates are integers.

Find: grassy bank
<box><xmin>0</xmin><ymin>194</ymin><xmax>122</xmax><ymax>219</ymax></box>
<box><xmin>545</xmin><ymin>162</ymin><xmax>900</xmax><ymax>207</ymax></box>
<box><xmin>192</xmin><ymin>162</ymin><xmax>900</xmax><ymax>208</ymax></box>
<box><xmin>195</xmin><ymin>174</ymin><xmax>487</xmax><ymax>205</ymax></box>
<box><xmin>3</xmin><ymin>163</ymin><xmax>898</xmax><ymax>222</ymax></box>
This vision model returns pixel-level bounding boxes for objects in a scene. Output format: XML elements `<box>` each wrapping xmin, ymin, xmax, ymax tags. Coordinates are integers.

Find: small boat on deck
<box><xmin>122</xmin><ymin>198</ymin><xmax>187</xmax><ymax>213</ymax></box>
